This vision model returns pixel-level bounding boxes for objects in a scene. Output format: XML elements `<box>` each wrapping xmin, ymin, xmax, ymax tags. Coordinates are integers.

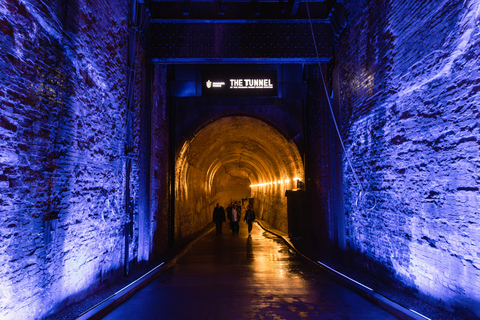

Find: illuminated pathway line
<box><xmin>99</xmin><ymin>224</ymin><xmax>400</xmax><ymax>320</ymax></box>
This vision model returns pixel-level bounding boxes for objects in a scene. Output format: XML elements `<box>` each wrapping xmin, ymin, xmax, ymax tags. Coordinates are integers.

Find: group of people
<box><xmin>212</xmin><ymin>201</ymin><xmax>256</xmax><ymax>235</ymax></box>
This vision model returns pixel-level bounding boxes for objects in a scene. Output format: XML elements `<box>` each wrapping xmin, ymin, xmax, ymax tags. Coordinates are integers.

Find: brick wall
<box><xmin>0</xmin><ymin>1</ymin><xmax>129</xmax><ymax>318</ymax></box>
<box><xmin>305</xmin><ymin>64</ymin><xmax>335</xmax><ymax>248</ymax></box>
<box><xmin>150</xmin><ymin>65</ymin><xmax>170</xmax><ymax>258</ymax></box>
<box><xmin>337</xmin><ymin>0</ymin><xmax>480</xmax><ymax>315</ymax></box>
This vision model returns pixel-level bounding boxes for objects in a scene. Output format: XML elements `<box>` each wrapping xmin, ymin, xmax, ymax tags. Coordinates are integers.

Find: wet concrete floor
<box><xmin>101</xmin><ymin>223</ymin><xmax>399</xmax><ymax>319</ymax></box>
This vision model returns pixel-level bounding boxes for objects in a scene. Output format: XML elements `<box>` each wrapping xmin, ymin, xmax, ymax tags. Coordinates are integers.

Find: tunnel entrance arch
<box><xmin>174</xmin><ymin>116</ymin><xmax>304</xmax><ymax>239</ymax></box>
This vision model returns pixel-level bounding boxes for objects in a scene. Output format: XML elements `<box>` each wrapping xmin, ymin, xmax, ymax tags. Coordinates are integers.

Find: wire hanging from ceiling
<box><xmin>305</xmin><ymin>2</ymin><xmax>376</xmax><ymax>210</ymax></box>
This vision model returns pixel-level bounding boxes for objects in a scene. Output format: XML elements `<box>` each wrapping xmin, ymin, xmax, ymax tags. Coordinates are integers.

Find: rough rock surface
<box><xmin>337</xmin><ymin>0</ymin><xmax>480</xmax><ymax>317</ymax></box>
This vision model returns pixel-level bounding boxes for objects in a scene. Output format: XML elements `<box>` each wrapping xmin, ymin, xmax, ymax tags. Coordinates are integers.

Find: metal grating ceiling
<box><xmin>150</xmin><ymin>21</ymin><xmax>334</xmax><ymax>62</ymax></box>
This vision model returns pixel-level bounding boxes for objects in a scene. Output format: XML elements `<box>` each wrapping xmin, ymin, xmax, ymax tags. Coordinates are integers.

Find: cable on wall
<box><xmin>305</xmin><ymin>2</ymin><xmax>376</xmax><ymax>210</ymax></box>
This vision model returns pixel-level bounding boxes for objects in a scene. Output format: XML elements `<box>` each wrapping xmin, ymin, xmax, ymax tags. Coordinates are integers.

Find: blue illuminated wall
<box><xmin>0</xmin><ymin>1</ymin><xmax>136</xmax><ymax>319</ymax></box>
<box><xmin>336</xmin><ymin>0</ymin><xmax>480</xmax><ymax>316</ymax></box>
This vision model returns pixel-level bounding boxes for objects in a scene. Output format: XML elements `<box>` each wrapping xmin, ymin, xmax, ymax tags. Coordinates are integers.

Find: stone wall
<box><xmin>253</xmin><ymin>185</ymin><xmax>289</xmax><ymax>232</ymax></box>
<box><xmin>0</xmin><ymin>1</ymin><xmax>129</xmax><ymax>319</ymax></box>
<box><xmin>336</xmin><ymin>0</ymin><xmax>480</xmax><ymax>315</ymax></box>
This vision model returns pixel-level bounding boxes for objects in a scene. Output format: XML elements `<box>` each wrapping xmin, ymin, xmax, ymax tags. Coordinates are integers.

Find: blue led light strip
<box><xmin>112</xmin><ymin>262</ymin><xmax>165</xmax><ymax>296</ymax></box>
<box><xmin>317</xmin><ymin>261</ymin><xmax>432</xmax><ymax>320</ymax></box>
<box><xmin>316</xmin><ymin>261</ymin><xmax>373</xmax><ymax>291</ymax></box>
<box><xmin>409</xmin><ymin>309</ymin><xmax>433</xmax><ymax>320</ymax></box>
<box><xmin>76</xmin><ymin>262</ymin><xmax>165</xmax><ymax>319</ymax></box>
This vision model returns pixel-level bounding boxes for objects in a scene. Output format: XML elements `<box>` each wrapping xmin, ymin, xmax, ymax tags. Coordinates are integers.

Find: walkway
<box><xmin>100</xmin><ymin>222</ymin><xmax>399</xmax><ymax>320</ymax></box>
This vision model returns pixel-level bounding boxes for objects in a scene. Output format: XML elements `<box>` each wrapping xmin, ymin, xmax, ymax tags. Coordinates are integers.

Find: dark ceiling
<box><xmin>148</xmin><ymin>0</ymin><xmax>337</xmax><ymax>20</ymax></box>
<box><xmin>145</xmin><ymin>0</ymin><xmax>344</xmax><ymax>63</ymax></box>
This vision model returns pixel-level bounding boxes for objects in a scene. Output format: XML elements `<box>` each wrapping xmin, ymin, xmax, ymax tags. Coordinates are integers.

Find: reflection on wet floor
<box><xmin>101</xmin><ymin>223</ymin><xmax>398</xmax><ymax>320</ymax></box>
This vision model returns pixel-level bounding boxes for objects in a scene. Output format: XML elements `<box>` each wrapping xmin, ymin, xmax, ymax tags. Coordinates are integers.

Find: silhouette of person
<box><xmin>236</xmin><ymin>201</ymin><xmax>242</xmax><ymax>219</ymax></box>
<box><xmin>212</xmin><ymin>203</ymin><xmax>225</xmax><ymax>235</ymax></box>
<box><xmin>231</xmin><ymin>204</ymin><xmax>240</xmax><ymax>235</ymax></box>
<box><xmin>244</xmin><ymin>205</ymin><xmax>256</xmax><ymax>234</ymax></box>
<box><xmin>226</xmin><ymin>202</ymin><xmax>233</xmax><ymax>231</ymax></box>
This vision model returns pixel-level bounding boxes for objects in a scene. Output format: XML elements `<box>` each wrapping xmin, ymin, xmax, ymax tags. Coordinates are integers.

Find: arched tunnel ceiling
<box><xmin>178</xmin><ymin>116</ymin><xmax>304</xmax><ymax>191</ymax></box>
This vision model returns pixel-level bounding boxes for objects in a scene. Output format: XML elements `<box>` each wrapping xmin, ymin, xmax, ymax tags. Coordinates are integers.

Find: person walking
<box><xmin>226</xmin><ymin>203</ymin><xmax>233</xmax><ymax>231</ymax></box>
<box><xmin>236</xmin><ymin>201</ymin><xmax>242</xmax><ymax>220</ymax></box>
<box><xmin>212</xmin><ymin>203</ymin><xmax>225</xmax><ymax>235</ymax></box>
<box><xmin>244</xmin><ymin>205</ymin><xmax>256</xmax><ymax>234</ymax></box>
<box><xmin>231</xmin><ymin>204</ymin><xmax>240</xmax><ymax>235</ymax></box>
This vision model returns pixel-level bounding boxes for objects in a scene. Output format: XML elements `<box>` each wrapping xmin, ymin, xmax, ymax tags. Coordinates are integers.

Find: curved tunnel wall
<box><xmin>175</xmin><ymin>116</ymin><xmax>304</xmax><ymax>238</ymax></box>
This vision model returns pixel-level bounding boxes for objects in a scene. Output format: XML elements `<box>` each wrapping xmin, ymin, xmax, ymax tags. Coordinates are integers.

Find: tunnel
<box><xmin>175</xmin><ymin>115</ymin><xmax>304</xmax><ymax>238</ymax></box>
<box><xmin>1</xmin><ymin>0</ymin><xmax>480</xmax><ymax>319</ymax></box>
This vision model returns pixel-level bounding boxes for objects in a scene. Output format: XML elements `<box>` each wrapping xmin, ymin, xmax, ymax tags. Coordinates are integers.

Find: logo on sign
<box><xmin>206</xmin><ymin>80</ymin><xmax>225</xmax><ymax>88</ymax></box>
<box><xmin>202</xmin><ymin>70</ymin><xmax>277</xmax><ymax>96</ymax></box>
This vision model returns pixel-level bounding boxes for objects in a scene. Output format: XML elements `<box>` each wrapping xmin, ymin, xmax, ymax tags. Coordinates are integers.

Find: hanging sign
<box><xmin>202</xmin><ymin>70</ymin><xmax>277</xmax><ymax>97</ymax></box>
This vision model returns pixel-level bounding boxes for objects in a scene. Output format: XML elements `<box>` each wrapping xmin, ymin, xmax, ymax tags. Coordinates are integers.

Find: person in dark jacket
<box><xmin>226</xmin><ymin>203</ymin><xmax>233</xmax><ymax>230</ymax></box>
<box><xmin>236</xmin><ymin>201</ymin><xmax>242</xmax><ymax>219</ymax></box>
<box><xmin>244</xmin><ymin>205</ymin><xmax>256</xmax><ymax>234</ymax></box>
<box><xmin>212</xmin><ymin>203</ymin><xmax>226</xmax><ymax>235</ymax></box>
